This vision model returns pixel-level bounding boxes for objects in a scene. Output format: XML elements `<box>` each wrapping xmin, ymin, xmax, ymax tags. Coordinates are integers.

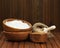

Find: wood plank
<box><xmin>24</xmin><ymin>42</ymin><xmax>30</xmax><ymax>48</ymax></box>
<box><xmin>19</xmin><ymin>42</ymin><xmax>24</xmax><ymax>48</ymax></box>
<box><xmin>12</xmin><ymin>0</ymin><xmax>18</xmax><ymax>17</ymax></box>
<box><xmin>0</xmin><ymin>35</ymin><xmax>5</xmax><ymax>48</ymax></box>
<box><xmin>53</xmin><ymin>37</ymin><xmax>60</xmax><ymax>48</ymax></box>
<box><xmin>35</xmin><ymin>43</ymin><xmax>41</xmax><ymax>48</ymax></box>
<box><xmin>1</xmin><ymin>41</ymin><xmax>7</xmax><ymax>48</ymax></box>
<box><xmin>29</xmin><ymin>42</ymin><xmax>35</xmax><ymax>48</ymax></box>
<box><xmin>46</xmin><ymin>39</ymin><xmax>52</xmax><ymax>48</ymax></box>
<box><xmin>13</xmin><ymin>42</ymin><xmax>19</xmax><ymax>48</ymax></box>
<box><xmin>7</xmin><ymin>42</ymin><xmax>13</xmax><ymax>48</ymax></box>
<box><xmin>0</xmin><ymin>0</ymin><xmax>60</xmax><ymax>31</ymax></box>
<box><xmin>0</xmin><ymin>32</ymin><xmax>60</xmax><ymax>48</ymax></box>
<box><xmin>52</xmin><ymin>32</ymin><xmax>60</xmax><ymax>42</ymax></box>
<box><xmin>17</xmin><ymin>0</ymin><xmax>24</xmax><ymax>19</ymax></box>
<box><xmin>49</xmin><ymin>37</ymin><xmax>59</xmax><ymax>48</ymax></box>
<box><xmin>52</xmin><ymin>32</ymin><xmax>60</xmax><ymax>48</ymax></box>
<box><xmin>41</xmin><ymin>43</ymin><xmax>47</xmax><ymax>48</ymax></box>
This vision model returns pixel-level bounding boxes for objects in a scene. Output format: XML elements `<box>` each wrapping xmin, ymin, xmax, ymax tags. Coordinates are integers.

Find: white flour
<box><xmin>5</xmin><ymin>20</ymin><xmax>30</xmax><ymax>29</ymax></box>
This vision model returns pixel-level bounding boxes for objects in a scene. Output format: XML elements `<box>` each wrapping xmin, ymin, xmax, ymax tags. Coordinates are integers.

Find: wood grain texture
<box><xmin>0</xmin><ymin>0</ymin><xmax>60</xmax><ymax>31</ymax></box>
<box><xmin>0</xmin><ymin>32</ymin><xmax>60</xmax><ymax>48</ymax></box>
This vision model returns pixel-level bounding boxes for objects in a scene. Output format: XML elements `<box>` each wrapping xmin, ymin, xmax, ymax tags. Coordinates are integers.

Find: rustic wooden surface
<box><xmin>0</xmin><ymin>0</ymin><xmax>60</xmax><ymax>31</ymax></box>
<box><xmin>0</xmin><ymin>32</ymin><xmax>60</xmax><ymax>48</ymax></box>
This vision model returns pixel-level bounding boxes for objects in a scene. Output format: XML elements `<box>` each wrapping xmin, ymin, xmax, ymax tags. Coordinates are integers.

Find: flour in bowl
<box><xmin>5</xmin><ymin>20</ymin><xmax>30</xmax><ymax>29</ymax></box>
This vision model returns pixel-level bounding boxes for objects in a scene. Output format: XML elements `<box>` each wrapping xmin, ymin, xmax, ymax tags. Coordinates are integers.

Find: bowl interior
<box><xmin>3</xmin><ymin>18</ymin><xmax>32</xmax><ymax>30</ymax></box>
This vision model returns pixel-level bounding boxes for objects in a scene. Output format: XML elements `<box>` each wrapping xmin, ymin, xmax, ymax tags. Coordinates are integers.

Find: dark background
<box><xmin>0</xmin><ymin>0</ymin><xmax>60</xmax><ymax>32</ymax></box>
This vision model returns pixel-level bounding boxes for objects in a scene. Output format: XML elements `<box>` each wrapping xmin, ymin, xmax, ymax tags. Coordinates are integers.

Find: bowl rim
<box><xmin>3</xmin><ymin>18</ymin><xmax>32</xmax><ymax>31</ymax></box>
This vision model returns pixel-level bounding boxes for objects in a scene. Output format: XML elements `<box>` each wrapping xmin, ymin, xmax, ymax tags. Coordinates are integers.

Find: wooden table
<box><xmin>0</xmin><ymin>32</ymin><xmax>60</xmax><ymax>48</ymax></box>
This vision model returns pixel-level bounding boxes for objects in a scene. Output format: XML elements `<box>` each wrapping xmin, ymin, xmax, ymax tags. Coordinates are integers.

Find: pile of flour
<box><xmin>5</xmin><ymin>20</ymin><xmax>30</xmax><ymax>29</ymax></box>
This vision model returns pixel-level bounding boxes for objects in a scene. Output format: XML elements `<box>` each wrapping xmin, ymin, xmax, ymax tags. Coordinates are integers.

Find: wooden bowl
<box><xmin>3</xmin><ymin>18</ymin><xmax>32</xmax><ymax>32</ymax></box>
<box><xmin>3</xmin><ymin>31</ymin><xmax>32</xmax><ymax>41</ymax></box>
<box><xmin>30</xmin><ymin>32</ymin><xmax>47</xmax><ymax>43</ymax></box>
